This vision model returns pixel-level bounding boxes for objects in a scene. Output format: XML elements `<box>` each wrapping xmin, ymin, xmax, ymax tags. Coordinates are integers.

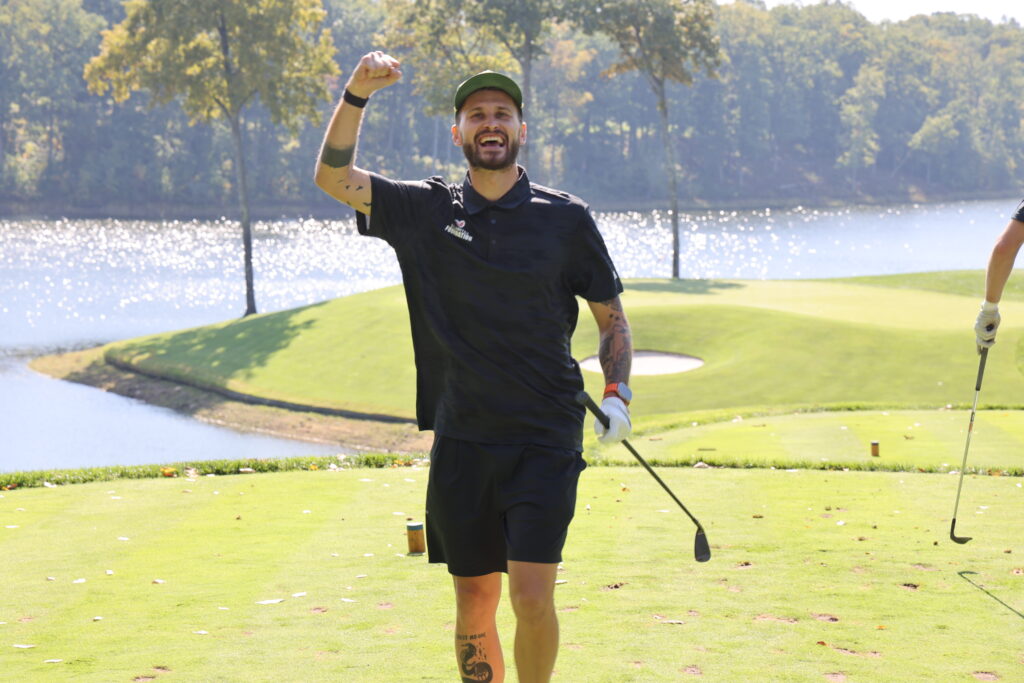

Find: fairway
<box><xmin>584</xmin><ymin>409</ymin><xmax>1024</xmax><ymax>474</ymax></box>
<box><xmin>99</xmin><ymin>274</ymin><xmax>1024</xmax><ymax>424</ymax></box>
<box><xmin>2</xmin><ymin>468</ymin><xmax>1022</xmax><ymax>681</ymax></box>
<box><xmin>74</xmin><ymin>271</ymin><xmax>1024</xmax><ymax>474</ymax></box>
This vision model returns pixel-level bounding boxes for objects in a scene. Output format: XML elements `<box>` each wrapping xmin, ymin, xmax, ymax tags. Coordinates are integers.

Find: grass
<box><xmin>2</xmin><ymin>468</ymin><xmax>1022</xmax><ymax>681</ymax></box>
<box><xmin>99</xmin><ymin>272</ymin><xmax>1024</xmax><ymax>426</ymax></box>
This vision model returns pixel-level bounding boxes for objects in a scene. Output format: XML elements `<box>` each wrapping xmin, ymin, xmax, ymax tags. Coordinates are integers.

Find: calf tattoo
<box><xmin>457</xmin><ymin>633</ymin><xmax>493</xmax><ymax>682</ymax></box>
<box><xmin>319</xmin><ymin>143</ymin><xmax>354</xmax><ymax>168</ymax></box>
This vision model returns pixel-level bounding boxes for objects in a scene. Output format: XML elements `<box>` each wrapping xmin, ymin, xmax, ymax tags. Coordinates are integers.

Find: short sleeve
<box><xmin>355</xmin><ymin>173</ymin><xmax>451</xmax><ymax>248</ymax></box>
<box><xmin>568</xmin><ymin>207</ymin><xmax>623</xmax><ymax>302</ymax></box>
<box><xmin>1012</xmin><ymin>199</ymin><xmax>1024</xmax><ymax>223</ymax></box>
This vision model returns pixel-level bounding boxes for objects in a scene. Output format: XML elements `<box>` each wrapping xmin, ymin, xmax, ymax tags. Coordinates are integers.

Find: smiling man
<box><xmin>315</xmin><ymin>51</ymin><xmax>633</xmax><ymax>682</ymax></box>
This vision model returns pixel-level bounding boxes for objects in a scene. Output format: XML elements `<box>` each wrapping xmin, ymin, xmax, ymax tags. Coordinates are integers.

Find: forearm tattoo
<box><xmin>319</xmin><ymin>143</ymin><xmax>354</xmax><ymax>168</ymax></box>
<box><xmin>457</xmin><ymin>633</ymin><xmax>493</xmax><ymax>682</ymax></box>
<box><xmin>598</xmin><ymin>297</ymin><xmax>632</xmax><ymax>383</ymax></box>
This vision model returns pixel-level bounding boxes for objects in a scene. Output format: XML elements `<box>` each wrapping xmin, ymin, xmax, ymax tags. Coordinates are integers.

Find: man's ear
<box><xmin>519</xmin><ymin>121</ymin><xmax>527</xmax><ymax>144</ymax></box>
<box><xmin>451</xmin><ymin>123</ymin><xmax>462</xmax><ymax>146</ymax></box>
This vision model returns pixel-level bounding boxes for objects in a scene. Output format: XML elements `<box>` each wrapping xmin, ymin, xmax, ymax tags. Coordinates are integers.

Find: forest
<box><xmin>2</xmin><ymin>0</ymin><xmax>1023</xmax><ymax>216</ymax></box>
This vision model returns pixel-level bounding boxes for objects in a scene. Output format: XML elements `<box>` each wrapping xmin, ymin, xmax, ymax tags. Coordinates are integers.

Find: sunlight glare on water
<box><xmin>0</xmin><ymin>198</ymin><xmax>1012</xmax><ymax>348</ymax></box>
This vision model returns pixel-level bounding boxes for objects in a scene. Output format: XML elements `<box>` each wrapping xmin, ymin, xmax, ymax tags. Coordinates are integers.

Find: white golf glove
<box><xmin>974</xmin><ymin>300</ymin><xmax>1000</xmax><ymax>352</ymax></box>
<box><xmin>595</xmin><ymin>396</ymin><xmax>631</xmax><ymax>443</ymax></box>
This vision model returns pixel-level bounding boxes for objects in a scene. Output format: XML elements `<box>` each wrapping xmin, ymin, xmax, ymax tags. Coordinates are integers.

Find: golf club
<box><xmin>576</xmin><ymin>391</ymin><xmax>711</xmax><ymax>562</ymax></box>
<box><xmin>950</xmin><ymin>346</ymin><xmax>988</xmax><ymax>544</ymax></box>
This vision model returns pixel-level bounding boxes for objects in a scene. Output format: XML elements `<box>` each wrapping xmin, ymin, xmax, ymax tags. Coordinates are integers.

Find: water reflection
<box><xmin>0</xmin><ymin>199</ymin><xmax>1012</xmax><ymax>471</ymax></box>
<box><xmin>1</xmin><ymin>200</ymin><xmax>1009</xmax><ymax>346</ymax></box>
<box><xmin>0</xmin><ymin>352</ymin><xmax>338</xmax><ymax>473</ymax></box>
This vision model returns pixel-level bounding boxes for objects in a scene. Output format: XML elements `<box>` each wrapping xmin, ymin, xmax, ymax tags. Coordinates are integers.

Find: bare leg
<box><xmin>453</xmin><ymin>573</ymin><xmax>504</xmax><ymax>682</ymax></box>
<box><xmin>508</xmin><ymin>561</ymin><xmax>559</xmax><ymax>683</ymax></box>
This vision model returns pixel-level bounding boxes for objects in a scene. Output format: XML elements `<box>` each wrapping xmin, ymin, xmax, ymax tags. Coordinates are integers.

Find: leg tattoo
<box><xmin>458</xmin><ymin>633</ymin><xmax>494</xmax><ymax>682</ymax></box>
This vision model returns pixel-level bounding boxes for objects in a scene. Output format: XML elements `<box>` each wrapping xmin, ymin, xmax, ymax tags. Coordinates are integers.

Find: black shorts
<box><xmin>425</xmin><ymin>436</ymin><xmax>587</xmax><ymax>577</ymax></box>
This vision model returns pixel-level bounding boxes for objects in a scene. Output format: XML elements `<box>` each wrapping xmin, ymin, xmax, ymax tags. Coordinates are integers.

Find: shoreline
<box><xmin>28</xmin><ymin>347</ymin><xmax>433</xmax><ymax>456</ymax></box>
<box><xmin>2</xmin><ymin>189</ymin><xmax>1018</xmax><ymax>221</ymax></box>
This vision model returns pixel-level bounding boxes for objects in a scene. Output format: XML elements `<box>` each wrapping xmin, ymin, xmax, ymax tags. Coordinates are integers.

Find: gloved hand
<box><xmin>595</xmin><ymin>396</ymin><xmax>631</xmax><ymax>443</ymax></box>
<box><xmin>975</xmin><ymin>300</ymin><xmax>1000</xmax><ymax>352</ymax></box>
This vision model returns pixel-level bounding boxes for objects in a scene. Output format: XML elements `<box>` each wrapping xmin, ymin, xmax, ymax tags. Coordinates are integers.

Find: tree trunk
<box><xmin>656</xmin><ymin>83</ymin><xmax>681</xmax><ymax>279</ymax></box>
<box><xmin>218</xmin><ymin>10</ymin><xmax>256</xmax><ymax>316</ymax></box>
<box><xmin>520</xmin><ymin>46</ymin><xmax>532</xmax><ymax>173</ymax></box>
<box><xmin>229</xmin><ymin>114</ymin><xmax>257</xmax><ymax>316</ymax></box>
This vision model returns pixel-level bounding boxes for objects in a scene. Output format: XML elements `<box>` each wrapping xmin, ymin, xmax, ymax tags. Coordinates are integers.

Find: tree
<box><xmin>468</xmin><ymin>0</ymin><xmax>560</xmax><ymax>170</ymax></box>
<box><xmin>573</xmin><ymin>0</ymin><xmax>719</xmax><ymax>278</ymax></box>
<box><xmin>85</xmin><ymin>0</ymin><xmax>338</xmax><ymax>316</ymax></box>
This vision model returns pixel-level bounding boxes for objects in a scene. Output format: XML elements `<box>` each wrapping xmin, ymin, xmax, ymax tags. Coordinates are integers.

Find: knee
<box><xmin>454</xmin><ymin>579</ymin><xmax>501</xmax><ymax>620</ymax></box>
<box><xmin>510</xmin><ymin>587</ymin><xmax>554</xmax><ymax>623</ymax></box>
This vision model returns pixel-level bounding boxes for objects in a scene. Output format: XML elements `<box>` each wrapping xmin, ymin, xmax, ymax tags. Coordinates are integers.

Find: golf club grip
<box><xmin>976</xmin><ymin>347</ymin><xmax>988</xmax><ymax>391</ymax></box>
<box><xmin>576</xmin><ymin>391</ymin><xmax>611</xmax><ymax>429</ymax></box>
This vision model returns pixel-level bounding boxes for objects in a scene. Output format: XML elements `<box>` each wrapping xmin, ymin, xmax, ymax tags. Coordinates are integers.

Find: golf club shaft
<box><xmin>951</xmin><ymin>347</ymin><xmax>988</xmax><ymax>528</ymax></box>
<box><xmin>578</xmin><ymin>392</ymin><xmax>705</xmax><ymax>533</ymax></box>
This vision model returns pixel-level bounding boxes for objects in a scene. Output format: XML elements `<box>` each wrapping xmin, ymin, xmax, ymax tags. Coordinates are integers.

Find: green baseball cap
<box><xmin>453</xmin><ymin>71</ymin><xmax>523</xmax><ymax>113</ymax></box>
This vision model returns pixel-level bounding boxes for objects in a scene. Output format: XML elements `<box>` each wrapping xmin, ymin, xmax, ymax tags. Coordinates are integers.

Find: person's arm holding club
<box><xmin>976</xmin><ymin>209</ymin><xmax>1024</xmax><ymax>352</ymax></box>
<box><xmin>313</xmin><ymin>51</ymin><xmax>401</xmax><ymax>212</ymax></box>
<box><xmin>589</xmin><ymin>296</ymin><xmax>633</xmax><ymax>442</ymax></box>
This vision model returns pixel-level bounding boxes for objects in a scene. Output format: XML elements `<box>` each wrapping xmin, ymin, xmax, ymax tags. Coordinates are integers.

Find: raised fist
<box><xmin>346</xmin><ymin>51</ymin><xmax>402</xmax><ymax>99</ymax></box>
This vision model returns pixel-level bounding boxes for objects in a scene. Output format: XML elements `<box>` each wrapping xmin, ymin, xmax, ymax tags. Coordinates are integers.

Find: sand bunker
<box><xmin>580</xmin><ymin>350</ymin><xmax>704</xmax><ymax>376</ymax></box>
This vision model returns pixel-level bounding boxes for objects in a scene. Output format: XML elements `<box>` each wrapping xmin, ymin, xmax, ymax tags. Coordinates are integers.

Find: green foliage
<box><xmin>84</xmin><ymin>0</ymin><xmax>338</xmax><ymax>131</ymax></box>
<box><xmin>4</xmin><ymin>0</ymin><xmax>1024</xmax><ymax>210</ymax></box>
<box><xmin>0</xmin><ymin>452</ymin><xmax>415</xmax><ymax>489</ymax></box>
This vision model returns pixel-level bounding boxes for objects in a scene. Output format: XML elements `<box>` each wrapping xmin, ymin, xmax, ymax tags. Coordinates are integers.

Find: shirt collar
<box><xmin>462</xmin><ymin>166</ymin><xmax>531</xmax><ymax>215</ymax></box>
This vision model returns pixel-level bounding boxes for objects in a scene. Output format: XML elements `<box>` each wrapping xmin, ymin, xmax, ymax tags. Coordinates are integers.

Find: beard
<box><xmin>461</xmin><ymin>133</ymin><xmax>521</xmax><ymax>171</ymax></box>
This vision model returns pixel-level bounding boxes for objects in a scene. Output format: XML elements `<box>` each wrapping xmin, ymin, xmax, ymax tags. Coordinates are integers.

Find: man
<box><xmin>314</xmin><ymin>51</ymin><xmax>633</xmax><ymax>682</ymax></box>
<box><xmin>975</xmin><ymin>200</ymin><xmax>1024</xmax><ymax>352</ymax></box>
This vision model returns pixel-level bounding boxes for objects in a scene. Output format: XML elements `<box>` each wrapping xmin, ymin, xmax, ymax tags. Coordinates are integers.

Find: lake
<box><xmin>0</xmin><ymin>198</ymin><xmax>1015</xmax><ymax>471</ymax></box>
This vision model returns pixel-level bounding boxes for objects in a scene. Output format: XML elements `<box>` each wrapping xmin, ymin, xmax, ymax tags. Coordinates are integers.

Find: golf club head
<box><xmin>694</xmin><ymin>530</ymin><xmax>711</xmax><ymax>562</ymax></box>
<box><xmin>949</xmin><ymin>518</ymin><xmax>971</xmax><ymax>545</ymax></box>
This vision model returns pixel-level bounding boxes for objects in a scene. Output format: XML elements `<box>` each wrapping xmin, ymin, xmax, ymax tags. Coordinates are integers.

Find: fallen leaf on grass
<box><xmin>1012</xmin><ymin>568</ymin><xmax>1023</xmax><ymax>576</ymax></box>
<box><xmin>682</xmin><ymin>665</ymin><xmax>702</xmax><ymax>675</ymax></box>
<box><xmin>152</xmin><ymin>579</ymin><xmax>165</xmax><ymax>585</ymax></box>
<box><xmin>752</xmin><ymin>514</ymin><xmax>763</xmax><ymax>519</ymax></box>
<box><xmin>377</xmin><ymin>602</ymin><xmax>394</xmax><ymax>609</ymax></box>
<box><xmin>813</xmin><ymin>614</ymin><xmax>839</xmax><ymax>622</ymax></box>
<box><xmin>310</xmin><ymin>607</ymin><xmax>328</xmax><ymax>614</ymax></box>
<box><xmin>602</xmin><ymin>582</ymin><xmax>627</xmax><ymax>590</ymax></box>
<box><xmin>824</xmin><ymin>674</ymin><xmax>847</xmax><ymax>682</ymax></box>
<box><xmin>971</xmin><ymin>674</ymin><xmax>1000</xmax><ymax>681</ymax></box>
<box><xmin>736</xmin><ymin>561</ymin><xmax>753</xmax><ymax>569</ymax></box>
<box><xmin>901</xmin><ymin>583</ymin><xmax>919</xmax><ymax>590</ymax></box>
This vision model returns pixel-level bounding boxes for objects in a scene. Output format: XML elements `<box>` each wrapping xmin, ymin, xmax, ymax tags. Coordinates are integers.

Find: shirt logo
<box><xmin>444</xmin><ymin>219</ymin><xmax>473</xmax><ymax>242</ymax></box>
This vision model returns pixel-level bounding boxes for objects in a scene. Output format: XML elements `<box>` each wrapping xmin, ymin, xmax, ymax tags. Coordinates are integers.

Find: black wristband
<box><xmin>343</xmin><ymin>89</ymin><xmax>369</xmax><ymax>108</ymax></box>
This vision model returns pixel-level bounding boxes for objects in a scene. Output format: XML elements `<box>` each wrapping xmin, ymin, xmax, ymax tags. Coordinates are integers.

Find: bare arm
<box><xmin>588</xmin><ymin>296</ymin><xmax>632</xmax><ymax>385</ymax></box>
<box><xmin>313</xmin><ymin>51</ymin><xmax>401</xmax><ymax>215</ymax></box>
<box><xmin>985</xmin><ymin>219</ymin><xmax>1024</xmax><ymax>303</ymax></box>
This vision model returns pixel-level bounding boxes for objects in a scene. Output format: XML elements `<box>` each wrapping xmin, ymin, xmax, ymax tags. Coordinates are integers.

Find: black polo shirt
<box><xmin>355</xmin><ymin>167</ymin><xmax>622</xmax><ymax>450</ymax></box>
